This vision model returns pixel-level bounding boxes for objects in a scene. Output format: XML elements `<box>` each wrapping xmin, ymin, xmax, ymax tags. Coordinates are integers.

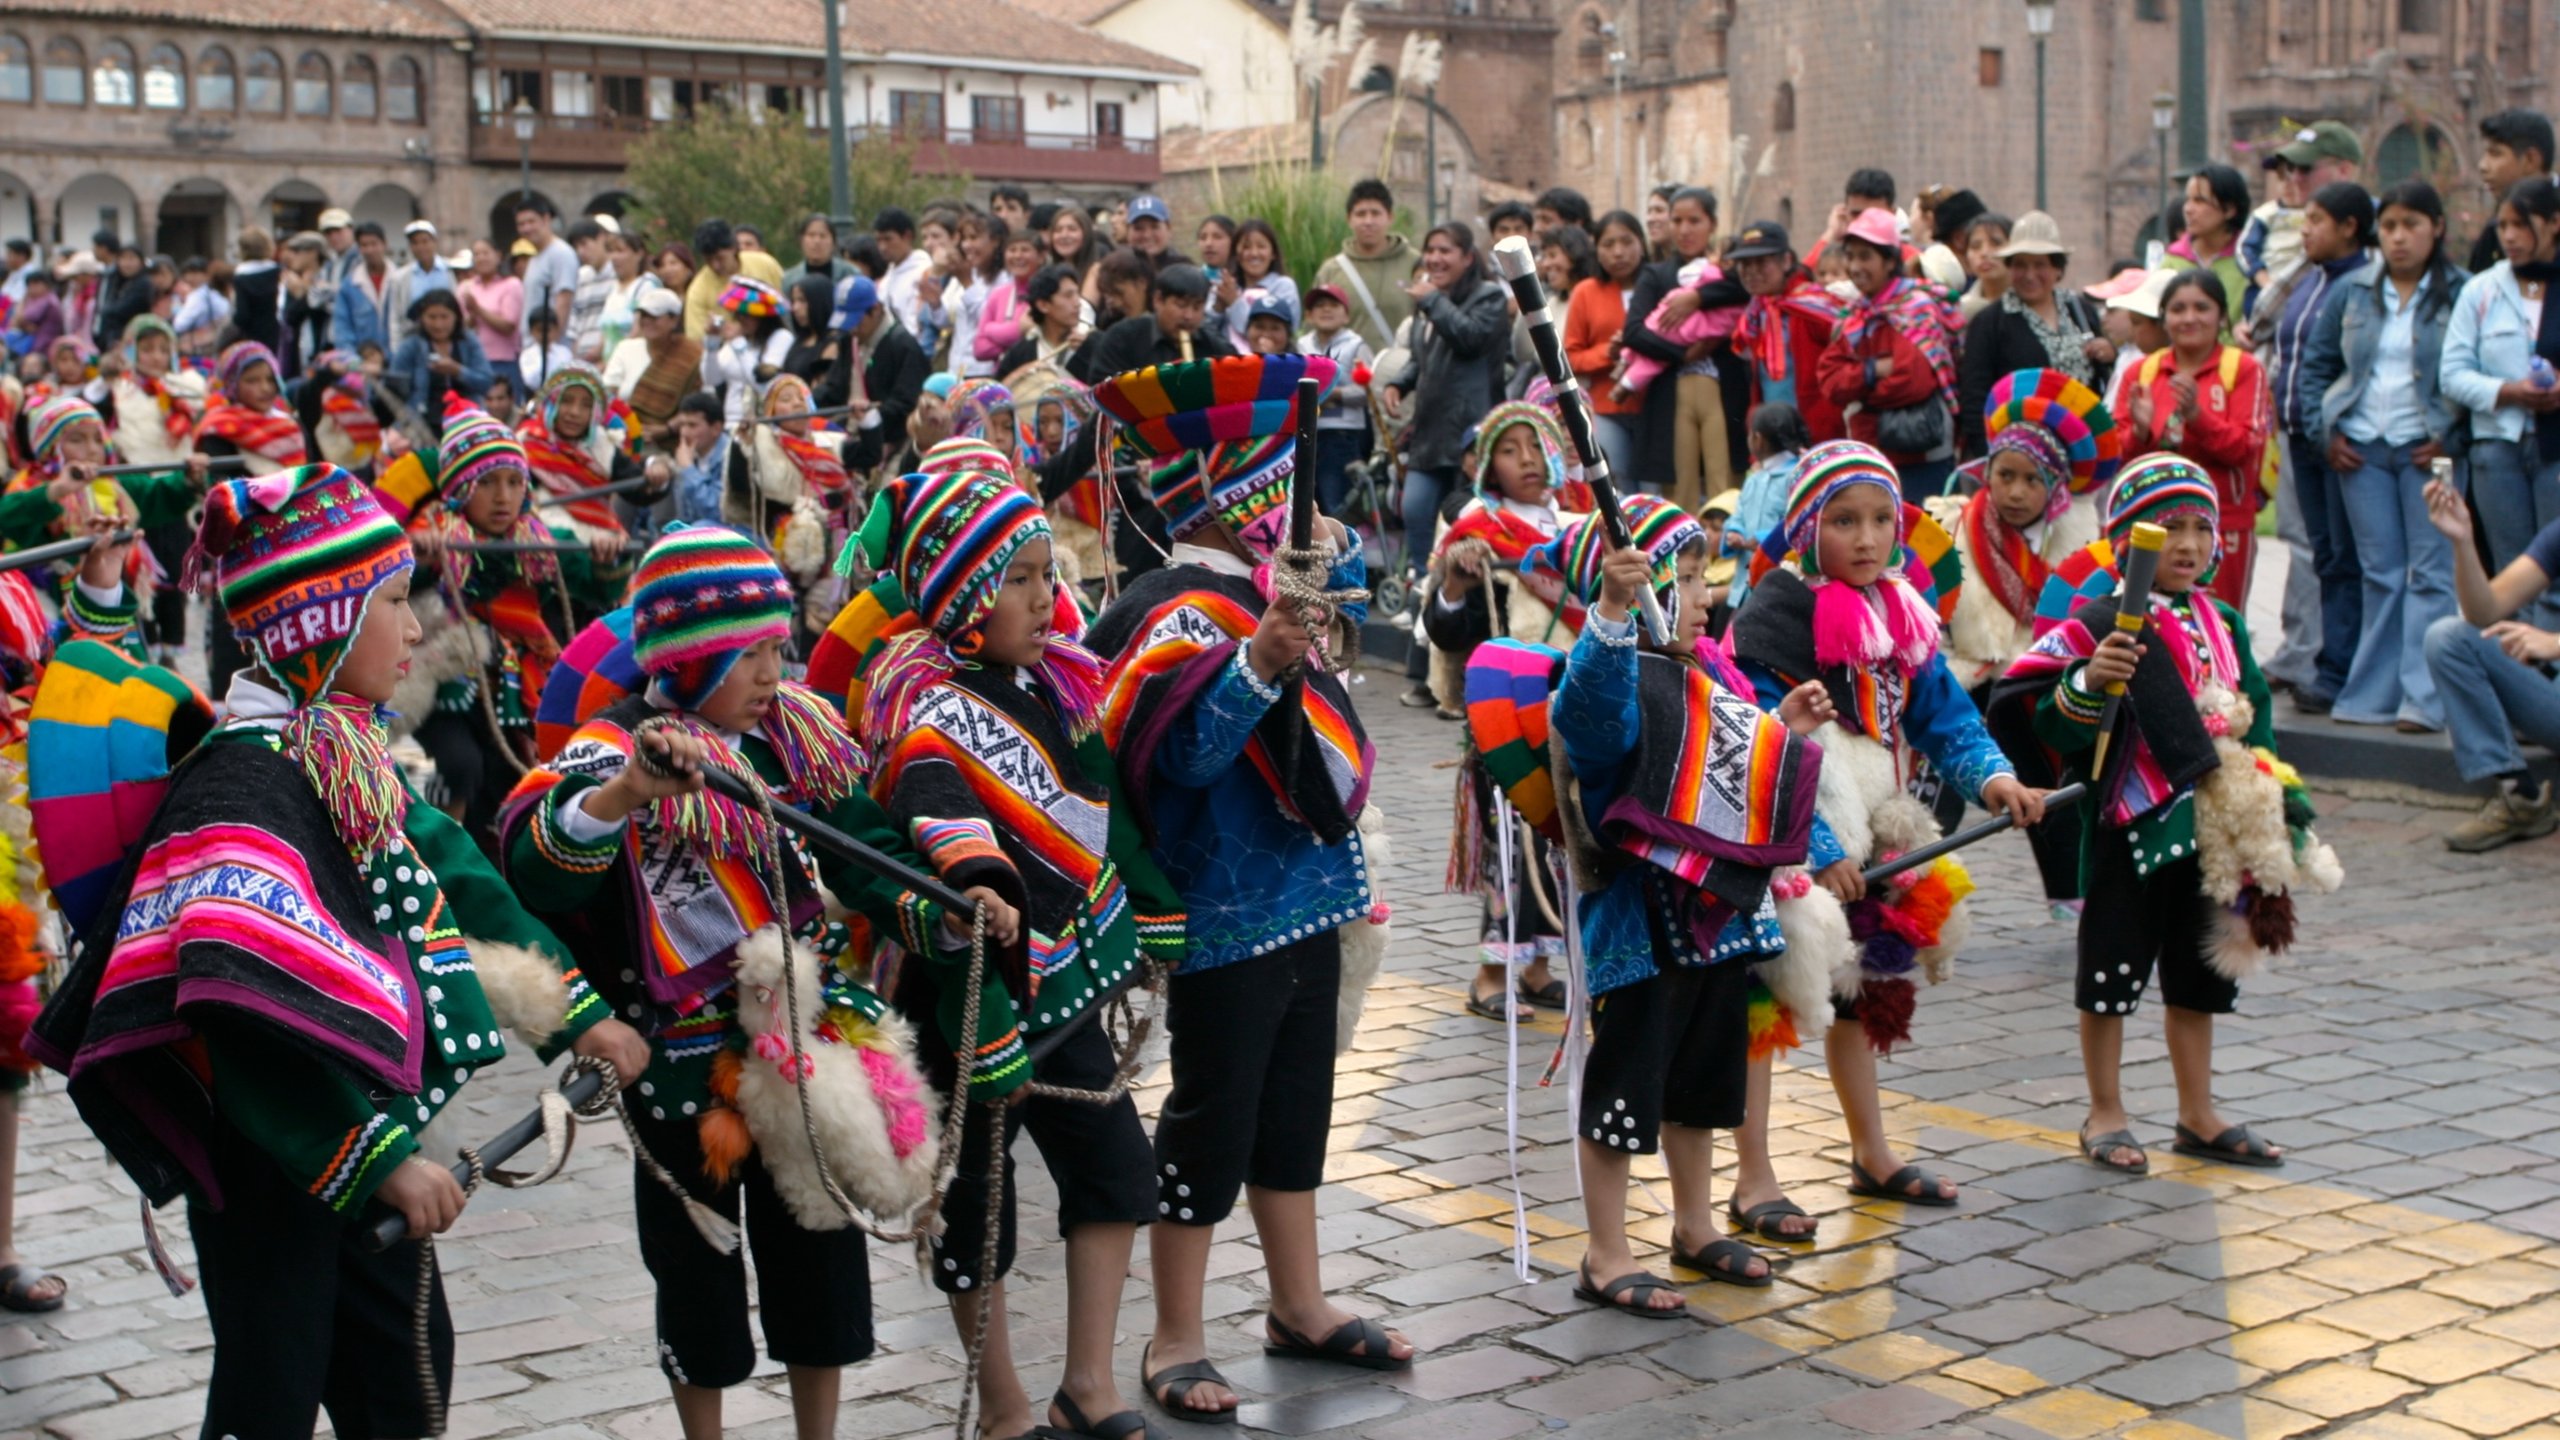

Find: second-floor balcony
<box><xmin>468</xmin><ymin>110</ymin><xmax>1159</xmax><ymax>185</ymax></box>
<box><xmin>468</xmin><ymin>110</ymin><xmax>653</xmax><ymax>169</ymax></box>
<box><xmin>853</xmin><ymin>124</ymin><xmax>1158</xmax><ymax>185</ymax></box>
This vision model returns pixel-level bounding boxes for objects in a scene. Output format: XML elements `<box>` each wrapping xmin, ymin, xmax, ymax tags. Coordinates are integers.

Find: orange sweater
<box><xmin>1564</xmin><ymin>276</ymin><xmax>1641</xmax><ymax>416</ymax></box>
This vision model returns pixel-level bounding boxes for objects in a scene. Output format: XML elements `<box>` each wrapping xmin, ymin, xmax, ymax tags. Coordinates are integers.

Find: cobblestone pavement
<box><xmin>10</xmin><ymin>669</ymin><xmax>2560</xmax><ymax>1440</ymax></box>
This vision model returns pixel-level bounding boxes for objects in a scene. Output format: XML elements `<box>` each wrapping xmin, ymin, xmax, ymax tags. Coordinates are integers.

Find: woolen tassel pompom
<box><xmin>1809</xmin><ymin>574</ymin><xmax>1940</xmax><ymax>672</ymax></box>
<box><xmin>757</xmin><ymin>683</ymin><xmax>867</xmax><ymax>804</ymax></box>
<box><xmin>282</xmin><ymin>698</ymin><xmax>410</xmax><ymax>861</ymax></box>
<box><xmin>860</xmin><ymin>629</ymin><xmax>958</xmax><ymax>745</ymax></box>
<box><xmin>1858</xmin><ymin>975</ymin><xmax>1917</xmax><ymax>1054</ymax></box>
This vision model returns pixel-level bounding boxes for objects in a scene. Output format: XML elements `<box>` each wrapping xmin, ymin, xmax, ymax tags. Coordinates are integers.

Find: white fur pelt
<box><xmin>1758</xmin><ymin>871</ymin><xmax>1845</xmax><ymax>1033</ymax></box>
<box><xmin>1335</xmin><ymin>803</ymin><xmax>1391</xmax><ymax>1053</ymax></box>
<box><xmin>1051</xmin><ymin>514</ymin><xmax>1105</xmax><ymax>595</ymax></box>
<box><xmin>730</xmin><ymin>926</ymin><xmax>942</xmax><ymax>1230</ymax></box>
<box><xmin>1941</xmin><ymin>499</ymin><xmax>2099</xmax><ymax>689</ymax></box>
<box><xmin>2191</xmin><ymin>685</ymin><xmax>2345</xmax><ymax>981</ymax></box>
<box><xmin>386</xmin><ymin>589</ymin><xmax>482</xmax><ymax>741</ymax></box>
<box><xmin>467</xmin><ymin>938</ymin><xmax>575</xmax><ymax>1045</ymax></box>
<box><xmin>1803</xmin><ymin>721</ymin><xmax>1970</xmax><ymax>996</ymax></box>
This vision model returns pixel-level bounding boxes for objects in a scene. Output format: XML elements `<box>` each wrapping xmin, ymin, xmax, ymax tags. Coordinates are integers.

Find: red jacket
<box><xmin>1740</xmin><ymin>276</ymin><xmax>1848</xmax><ymax>443</ymax></box>
<box><xmin>1814</xmin><ymin>312</ymin><xmax>1943</xmax><ymax>463</ymax></box>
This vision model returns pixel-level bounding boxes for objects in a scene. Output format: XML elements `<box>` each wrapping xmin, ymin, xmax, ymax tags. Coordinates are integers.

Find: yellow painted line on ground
<box><xmin>1326</xmin><ymin>975</ymin><xmax>2560</xmax><ymax>1438</ymax></box>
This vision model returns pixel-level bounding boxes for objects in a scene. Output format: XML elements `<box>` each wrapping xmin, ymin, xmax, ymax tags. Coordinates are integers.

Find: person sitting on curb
<box><xmin>2420</xmin><ymin>474</ymin><xmax>2560</xmax><ymax>851</ymax></box>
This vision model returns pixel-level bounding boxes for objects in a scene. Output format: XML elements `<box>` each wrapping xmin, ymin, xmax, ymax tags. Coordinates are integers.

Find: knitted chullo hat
<box><xmin>535</xmin><ymin>363</ymin><xmax>611</xmax><ymax>438</ymax></box>
<box><xmin>1469</xmin><ymin>400</ymin><xmax>1569</xmax><ymax>501</ymax></box>
<box><xmin>717</xmin><ymin>277</ymin><xmax>782</xmax><ymax>321</ymax></box>
<box><xmin>850</xmin><ymin>469</ymin><xmax>1052</xmax><ymax>646</ymax></box>
<box><xmin>2104</xmin><ymin>452</ymin><xmax>2222</xmax><ymax>574</ymax></box>
<box><xmin>437</xmin><ymin>393</ymin><xmax>528</xmax><ymax>509</ymax></box>
<box><xmin>26</xmin><ymin>395</ymin><xmax>102</xmax><ymax>466</ymax></box>
<box><xmin>628</xmin><ymin>523</ymin><xmax>796</xmax><ymax>710</ymax></box>
<box><xmin>191</xmin><ymin>464</ymin><xmax>415</xmax><ymax>704</ymax></box>
<box><xmin>1978</xmin><ymin>368</ymin><xmax>2123</xmax><ymax>519</ymax></box>
<box><xmin>1532</xmin><ymin>493</ymin><xmax>1706</xmax><ymax>632</ymax></box>
<box><xmin>919</xmin><ymin>436</ymin><xmax>1014</xmax><ymax>477</ymax></box>
<box><xmin>1771</xmin><ymin>439</ymin><xmax>1905</xmax><ymax>566</ymax></box>
<box><xmin>948</xmin><ymin>378</ymin><xmax>1015</xmax><ymax>444</ymax></box>
<box><xmin>214</xmin><ymin>339</ymin><xmax>281</xmax><ymax>398</ymax></box>
<box><xmin>1092</xmin><ymin>352</ymin><xmax>1336</xmax><ymax>555</ymax></box>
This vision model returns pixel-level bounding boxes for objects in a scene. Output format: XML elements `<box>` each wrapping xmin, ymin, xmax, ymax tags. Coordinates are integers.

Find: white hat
<box><xmin>2108</xmin><ymin>268</ymin><xmax>2175</xmax><ymax>320</ymax></box>
<box><xmin>318</xmin><ymin>207</ymin><xmax>354</xmax><ymax>231</ymax></box>
<box><xmin>635</xmin><ymin>288</ymin><xmax>684</xmax><ymax>319</ymax></box>
<box><xmin>591</xmin><ymin>214</ymin><xmax>623</xmax><ymax>236</ymax></box>
<box><xmin>403</xmin><ymin>219</ymin><xmax>439</xmax><ymax>238</ymax></box>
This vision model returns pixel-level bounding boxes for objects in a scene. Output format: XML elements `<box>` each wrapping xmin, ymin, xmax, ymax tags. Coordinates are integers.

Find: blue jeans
<box><xmin>1312</xmin><ymin>427</ymin><xmax>1367</xmax><ymax>522</ymax></box>
<box><xmin>2425</xmin><ymin>612</ymin><xmax>2560</xmax><ymax>783</ymax></box>
<box><xmin>1400</xmin><ymin>465</ymin><xmax>1454</xmax><ymax>580</ymax></box>
<box><xmin>2333</xmin><ymin>442</ymin><xmax>2457</xmax><ymax>729</ymax></box>
<box><xmin>2288</xmin><ymin>431</ymin><xmax>2361</xmax><ymax>699</ymax></box>
<box><xmin>2468</xmin><ymin>438</ymin><xmax>2560</xmax><ymax>631</ymax></box>
<box><xmin>1898</xmin><ymin>455</ymin><xmax>1955</xmax><ymax>504</ymax></box>
<box><xmin>1593</xmin><ymin>413</ymin><xmax>1639</xmax><ymax>492</ymax></box>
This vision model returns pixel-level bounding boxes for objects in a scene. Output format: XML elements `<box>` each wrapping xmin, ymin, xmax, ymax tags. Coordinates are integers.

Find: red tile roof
<box><xmin>4</xmin><ymin>0</ymin><xmax>466</xmax><ymax>39</ymax></box>
<box><xmin>429</xmin><ymin>0</ymin><xmax>1191</xmax><ymax>75</ymax></box>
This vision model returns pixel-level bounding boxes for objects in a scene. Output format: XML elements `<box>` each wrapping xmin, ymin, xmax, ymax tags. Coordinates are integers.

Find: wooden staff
<box><xmin>741</xmin><ymin>404</ymin><xmax>861</xmax><ymax>426</ymax></box>
<box><xmin>2089</xmin><ymin>523</ymin><xmax>2165</xmax><ymax>779</ymax></box>
<box><xmin>95</xmin><ymin>456</ymin><xmax>249</xmax><ymax>479</ymax></box>
<box><xmin>0</xmin><ymin>529</ymin><xmax>135</xmax><ymax>575</ymax></box>
<box><xmin>363</xmin><ymin>1069</ymin><xmax>608</xmax><ymax>1251</ymax></box>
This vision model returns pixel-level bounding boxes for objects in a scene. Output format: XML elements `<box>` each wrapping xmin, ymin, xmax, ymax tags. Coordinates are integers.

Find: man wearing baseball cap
<box><xmin>824</xmin><ymin>273</ymin><xmax>926</xmax><ymax>472</ymax></box>
<box><xmin>383</xmin><ymin>219</ymin><xmax>454</xmax><ymax>352</ymax></box>
<box><xmin>313</xmin><ymin>207</ymin><xmax>358</xmax><ymax>337</ymax></box>
<box><xmin>1124</xmin><ymin>195</ymin><xmax>1186</xmax><ymax>270</ymax></box>
<box><xmin>1726</xmin><ymin>219</ymin><xmax>1849</xmax><ymax>444</ymax></box>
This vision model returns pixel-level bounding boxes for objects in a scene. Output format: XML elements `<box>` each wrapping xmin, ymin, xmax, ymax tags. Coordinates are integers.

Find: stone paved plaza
<box><xmin>8</xmin><ymin>677</ymin><xmax>2560</xmax><ymax>1440</ymax></box>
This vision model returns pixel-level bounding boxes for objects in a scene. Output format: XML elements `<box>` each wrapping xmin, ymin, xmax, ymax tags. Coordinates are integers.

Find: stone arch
<box><xmin>59</xmin><ymin>172</ymin><xmax>140</xmax><ymax>245</ymax></box>
<box><xmin>0</xmin><ymin>170</ymin><xmax>36</xmax><ymax>245</ymax></box>
<box><xmin>2375</xmin><ymin>120</ymin><xmax>2459</xmax><ymax>188</ymax></box>
<box><xmin>354</xmin><ymin>182</ymin><xmax>420</xmax><ymax>232</ymax></box>
<box><xmin>262</xmin><ymin>178</ymin><xmax>328</xmax><ymax>236</ymax></box>
<box><xmin>156</xmin><ymin>176</ymin><xmax>235</xmax><ymax>260</ymax></box>
<box><xmin>583</xmin><ymin>189</ymin><xmax>634</xmax><ymax>221</ymax></box>
<box><xmin>488</xmin><ymin>189</ymin><xmax>559</xmax><ymax>252</ymax></box>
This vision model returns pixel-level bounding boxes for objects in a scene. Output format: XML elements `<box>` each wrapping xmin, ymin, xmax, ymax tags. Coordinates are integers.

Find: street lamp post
<box><xmin>510</xmin><ymin>97</ymin><xmax>536</xmax><ymax>209</ymax></box>
<box><xmin>2151</xmin><ymin>91</ymin><xmax>2176</xmax><ymax>264</ymax></box>
<box><xmin>2024</xmin><ymin>0</ymin><xmax>2055</xmax><ymax>212</ymax></box>
<box><xmin>822</xmin><ymin>0</ymin><xmax>852</xmax><ymax>235</ymax></box>
<box><xmin>1600</xmin><ymin>20</ymin><xmax>1627</xmax><ymax>211</ymax></box>
<box><xmin>1425</xmin><ymin>83</ymin><xmax>1439</xmax><ymax>227</ymax></box>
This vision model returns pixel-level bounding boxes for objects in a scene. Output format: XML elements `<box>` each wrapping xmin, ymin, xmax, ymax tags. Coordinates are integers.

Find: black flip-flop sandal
<box><xmin>1263</xmin><ymin>1313</ymin><xmax>1413</xmax><ymax>1371</ymax></box>
<box><xmin>0</xmin><ymin>1262</ymin><xmax>65</xmax><ymax>1314</ymax></box>
<box><xmin>1516</xmin><ymin>976</ymin><xmax>1569</xmax><ymax>1010</ymax></box>
<box><xmin>1726</xmin><ymin>1198</ymin><xmax>1820</xmax><ymax>1244</ymax></box>
<box><xmin>1464</xmin><ymin>989</ymin><xmax>1513</xmax><ymax>1021</ymax></box>
<box><xmin>1671</xmin><ymin>1234</ymin><xmax>1776</xmax><ymax>1287</ymax></box>
<box><xmin>1139</xmin><ymin>1341</ymin><xmax>1237</xmax><ymax>1425</ymax></box>
<box><xmin>2172</xmin><ymin>1122</ymin><xmax>2283</xmax><ymax>1169</ymax></box>
<box><xmin>1848</xmin><ymin>1160</ymin><xmax>1960</xmax><ymax>1207</ymax></box>
<box><xmin>2080</xmin><ymin>1127</ymin><xmax>2149</xmax><ymax>1174</ymax></box>
<box><xmin>1572</xmin><ymin>1261</ymin><xmax>1688</xmax><ymax>1319</ymax></box>
<box><xmin>1049</xmin><ymin>1390</ymin><xmax>1162</xmax><ymax>1440</ymax></box>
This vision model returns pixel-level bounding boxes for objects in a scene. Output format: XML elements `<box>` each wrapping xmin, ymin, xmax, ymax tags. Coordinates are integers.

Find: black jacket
<box><xmin>1956</xmin><ymin>292</ymin><xmax>2107</xmax><ymax>456</ymax></box>
<box><xmin>1078</xmin><ymin>313</ymin><xmax>1234</xmax><ymax>388</ymax></box>
<box><xmin>825</xmin><ymin>317</ymin><xmax>927</xmax><ymax>473</ymax></box>
<box><xmin>1620</xmin><ymin>258</ymin><xmax>1751</xmax><ymax>486</ymax></box>
<box><xmin>1386</xmin><ymin>272</ymin><xmax>1511</xmax><ymax>471</ymax></box>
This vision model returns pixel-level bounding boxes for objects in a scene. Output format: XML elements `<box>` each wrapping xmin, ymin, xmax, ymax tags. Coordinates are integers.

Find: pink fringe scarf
<box><xmin>1809</xmin><ymin>574</ymin><xmax>1941</xmax><ymax>675</ymax></box>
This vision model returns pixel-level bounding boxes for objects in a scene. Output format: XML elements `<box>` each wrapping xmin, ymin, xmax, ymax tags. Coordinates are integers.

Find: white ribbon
<box><xmin>1495</xmin><ymin>793</ymin><xmax>1532</xmax><ymax>1282</ymax></box>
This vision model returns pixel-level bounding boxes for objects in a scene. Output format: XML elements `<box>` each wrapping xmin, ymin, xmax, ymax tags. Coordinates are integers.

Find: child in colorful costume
<box><xmin>389</xmin><ymin>396</ymin><xmax>628</xmax><ymax>843</ymax></box>
<box><xmin>191</xmin><ymin>340</ymin><xmax>309</xmax><ymax>475</ymax></box>
<box><xmin>728</xmin><ymin>373</ymin><xmax>852</xmax><ymax>636</ymax></box>
<box><xmin>0</xmin><ymin>396</ymin><xmax>190</xmax><ymax>639</ymax></box>
<box><xmin>1990</xmin><ymin>455</ymin><xmax>2340</xmax><ymax>1173</ymax></box>
<box><xmin>0</xmin><ymin>518</ymin><xmax>148</xmax><ymax>1315</ymax></box>
<box><xmin>1523</xmin><ymin>494</ymin><xmax>1825</xmax><ymax>1312</ymax></box>
<box><xmin>29</xmin><ymin>464</ymin><xmax>639</xmax><ymax>1438</ymax></box>
<box><xmin>1931</xmin><ymin>368</ymin><xmax>2122</xmax><ymax>913</ymax></box>
<box><xmin>846</xmin><ymin>466</ymin><xmax>1184</xmax><ymax>1440</ymax></box>
<box><xmin>1724</xmin><ymin>439</ymin><xmax>2048</xmax><ymax>1215</ymax></box>
<box><xmin>1430</xmin><ymin>400</ymin><xmax>1589</xmax><ymax>1019</ymax></box>
<box><xmin>1084</xmin><ymin>352</ymin><xmax>1404</xmax><ymax>1418</ymax></box>
<box><xmin>500</xmin><ymin>525</ymin><xmax>1012</xmax><ymax>1440</ymax></box>
<box><xmin>516</xmin><ymin>364</ymin><xmax>662</xmax><ymax>602</ymax></box>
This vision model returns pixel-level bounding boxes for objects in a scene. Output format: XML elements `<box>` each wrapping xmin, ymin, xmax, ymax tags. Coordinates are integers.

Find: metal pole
<box><xmin>518</xmin><ymin>134</ymin><xmax>531</xmax><ymax>208</ymax></box>
<box><xmin>2033</xmin><ymin>32</ymin><xmax>2049</xmax><ymax>212</ymax></box>
<box><xmin>2156</xmin><ymin>128</ymin><xmax>2170</xmax><ymax>261</ymax></box>
<box><xmin>823</xmin><ymin>0</ymin><xmax>853</xmax><ymax>229</ymax></box>
<box><xmin>2177</xmin><ymin>0</ymin><xmax>2207</xmax><ymax>169</ymax></box>
<box><xmin>1612</xmin><ymin>67</ymin><xmax>1624</xmax><ymax>212</ymax></box>
<box><xmin>1425</xmin><ymin>84</ymin><xmax>1438</xmax><ymax>227</ymax></box>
